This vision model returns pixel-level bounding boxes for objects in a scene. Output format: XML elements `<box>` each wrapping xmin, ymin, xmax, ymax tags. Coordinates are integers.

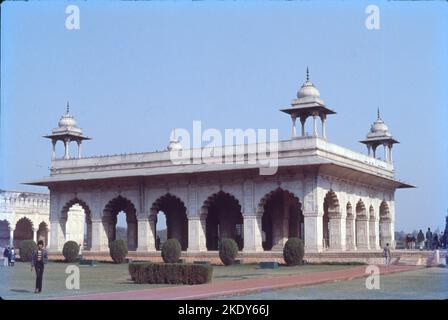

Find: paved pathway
<box><xmin>56</xmin><ymin>265</ymin><xmax>419</xmax><ymax>300</ymax></box>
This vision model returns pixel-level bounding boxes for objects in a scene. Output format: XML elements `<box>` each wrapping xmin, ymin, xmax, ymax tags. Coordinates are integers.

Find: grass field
<box><xmin>0</xmin><ymin>260</ymin><xmax>352</xmax><ymax>300</ymax></box>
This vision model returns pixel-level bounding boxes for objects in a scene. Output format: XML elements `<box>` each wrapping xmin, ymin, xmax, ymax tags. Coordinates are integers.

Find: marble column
<box><xmin>320</xmin><ymin>114</ymin><xmax>327</xmax><ymax>139</ymax></box>
<box><xmin>291</xmin><ymin>115</ymin><xmax>297</xmax><ymax>138</ymax></box>
<box><xmin>355</xmin><ymin>217</ymin><xmax>370</xmax><ymax>250</ymax></box>
<box><xmin>137</xmin><ymin>216</ymin><xmax>156</xmax><ymax>252</ymax></box>
<box><xmin>304</xmin><ymin>212</ymin><xmax>323</xmax><ymax>253</ymax></box>
<box><xmin>346</xmin><ymin>216</ymin><xmax>356</xmax><ymax>250</ymax></box>
<box><xmin>300</xmin><ymin>116</ymin><xmax>306</xmax><ymax>137</ymax></box>
<box><xmin>64</xmin><ymin>139</ymin><xmax>70</xmax><ymax>159</ymax></box>
<box><xmin>328</xmin><ymin>215</ymin><xmax>345</xmax><ymax>251</ymax></box>
<box><xmin>49</xmin><ymin>220</ymin><xmax>65</xmax><ymax>252</ymax></box>
<box><xmin>9</xmin><ymin>227</ymin><xmax>14</xmax><ymax>247</ymax></box>
<box><xmin>312</xmin><ymin>114</ymin><xmax>318</xmax><ymax>137</ymax></box>
<box><xmin>369</xmin><ymin>218</ymin><xmax>380</xmax><ymax>250</ymax></box>
<box><xmin>33</xmin><ymin>228</ymin><xmax>38</xmax><ymax>243</ymax></box>
<box><xmin>51</xmin><ymin>140</ymin><xmax>56</xmax><ymax>160</ymax></box>
<box><xmin>243</xmin><ymin>215</ymin><xmax>263</xmax><ymax>252</ymax></box>
<box><xmin>77</xmin><ymin>141</ymin><xmax>82</xmax><ymax>159</ymax></box>
<box><xmin>187</xmin><ymin>216</ymin><xmax>207</xmax><ymax>252</ymax></box>
<box><xmin>91</xmin><ymin>219</ymin><xmax>109</xmax><ymax>251</ymax></box>
<box><xmin>379</xmin><ymin>219</ymin><xmax>393</xmax><ymax>249</ymax></box>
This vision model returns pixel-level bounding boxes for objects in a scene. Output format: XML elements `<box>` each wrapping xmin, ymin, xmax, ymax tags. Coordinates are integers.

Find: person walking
<box><xmin>3</xmin><ymin>246</ymin><xmax>9</xmax><ymax>267</ymax></box>
<box><xmin>417</xmin><ymin>230</ymin><xmax>425</xmax><ymax>250</ymax></box>
<box><xmin>9</xmin><ymin>247</ymin><xmax>15</xmax><ymax>267</ymax></box>
<box><xmin>433</xmin><ymin>233</ymin><xmax>439</xmax><ymax>250</ymax></box>
<box><xmin>426</xmin><ymin>228</ymin><xmax>433</xmax><ymax>250</ymax></box>
<box><xmin>383</xmin><ymin>243</ymin><xmax>391</xmax><ymax>267</ymax></box>
<box><xmin>31</xmin><ymin>240</ymin><xmax>48</xmax><ymax>294</ymax></box>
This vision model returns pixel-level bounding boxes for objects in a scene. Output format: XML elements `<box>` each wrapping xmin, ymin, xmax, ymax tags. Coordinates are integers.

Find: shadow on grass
<box><xmin>10</xmin><ymin>289</ymin><xmax>32</xmax><ymax>293</ymax></box>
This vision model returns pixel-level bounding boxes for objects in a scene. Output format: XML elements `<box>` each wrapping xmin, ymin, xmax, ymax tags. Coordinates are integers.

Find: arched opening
<box><xmin>323</xmin><ymin>191</ymin><xmax>340</xmax><ymax>250</ymax></box>
<box><xmin>104</xmin><ymin>196</ymin><xmax>138</xmax><ymax>251</ymax></box>
<box><xmin>151</xmin><ymin>194</ymin><xmax>188</xmax><ymax>251</ymax></box>
<box><xmin>0</xmin><ymin>220</ymin><xmax>10</xmax><ymax>247</ymax></box>
<box><xmin>379</xmin><ymin>201</ymin><xmax>391</xmax><ymax>248</ymax></box>
<box><xmin>37</xmin><ymin>222</ymin><xmax>49</xmax><ymax>247</ymax></box>
<box><xmin>203</xmin><ymin>191</ymin><xmax>243</xmax><ymax>251</ymax></box>
<box><xmin>346</xmin><ymin>202</ymin><xmax>355</xmax><ymax>250</ymax></box>
<box><xmin>355</xmin><ymin>199</ymin><xmax>368</xmax><ymax>250</ymax></box>
<box><xmin>61</xmin><ymin>199</ymin><xmax>92</xmax><ymax>250</ymax></box>
<box><xmin>260</xmin><ymin>188</ymin><xmax>302</xmax><ymax>251</ymax></box>
<box><xmin>13</xmin><ymin>217</ymin><xmax>33</xmax><ymax>247</ymax></box>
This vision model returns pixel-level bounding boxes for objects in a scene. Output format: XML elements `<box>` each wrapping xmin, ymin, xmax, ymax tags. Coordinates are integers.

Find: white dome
<box><xmin>58</xmin><ymin>113</ymin><xmax>77</xmax><ymax>128</ymax></box>
<box><xmin>297</xmin><ymin>81</ymin><xmax>321</xmax><ymax>98</ymax></box>
<box><xmin>366</xmin><ymin>110</ymin><xmax>391</xmax><ymax>138</ymax></box>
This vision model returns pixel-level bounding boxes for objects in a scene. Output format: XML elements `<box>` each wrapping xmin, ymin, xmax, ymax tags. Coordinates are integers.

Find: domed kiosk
<box><xmin>43</xmin><ymin>102</ymin><xmax>91</xmax><ymax>159</ymax></box>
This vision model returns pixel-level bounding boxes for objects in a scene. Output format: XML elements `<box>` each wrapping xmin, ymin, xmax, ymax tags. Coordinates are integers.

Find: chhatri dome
<box><xmin>44</xmin><ymin>102</ymin><xmax>91</xmax><ymax>159</ymax></box>
<box><xmin>360</xmin><ymin>109</ymin><xmax>398</xmax><ymax>162</ymax></box>
<box><xmin>58</xmin><ymin>105</ymin><xmax>78</xmax><ymax>128</ymax></box>
<box><xmin>297</xmin><ymin>67</ymin><xmax>320</xmax><ymax>99</ymax></box>
<box><xmin>366</xmin><ymin>109</ymin><xmax>392</xmax><ymax>139</ymax></box>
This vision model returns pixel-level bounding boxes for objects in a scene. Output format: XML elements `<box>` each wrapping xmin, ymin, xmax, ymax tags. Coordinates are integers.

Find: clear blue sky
<box><xmin>1</xmin><ymin>1</ymin><xmax>447</xmax><ymax>232</ymax></box>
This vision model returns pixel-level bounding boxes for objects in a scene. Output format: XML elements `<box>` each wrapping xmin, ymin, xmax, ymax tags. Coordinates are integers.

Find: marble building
<box><xmin>0</xmin><ymin>190</ymin><xmax>50</xmax><ymax>248</ymax></box>
<box><xmin>25</xmin><ymin>73</ymin><xmax>413</xmax><ymax>257</ymax></box>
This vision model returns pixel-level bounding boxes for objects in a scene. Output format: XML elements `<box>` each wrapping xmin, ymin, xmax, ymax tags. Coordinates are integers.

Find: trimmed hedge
<box><xmin>129</xmin><ymin>262</ymin><xmax>213</xmax><ymax>285</ymax></box>
<box><xmin>161</xmin><ymin>239</ymin><xmax>181</xmax><ymax>263</ymax></box>
<box><xmin>19</xmin><ymin>240</ymin><xmax>37</xmax><ymax>262</ymax></box>
<box><xmin>283</xmin><ymin>238</ymin><xmax>304</xmax><ymax>266</ymax></box>
<box><xmin>219</xmin><ymin>238</ymin><xmax>239</xmax><ymax>266</ymax></box>
<box><xmin>109</xmin><ymin>239</ymin><xmax>128</xmax><ymax>264</ymax></box>
<box><xmin>62</xmin><ymin>241</ymin><xmax>80</xmax><ymax>262</ymax></box>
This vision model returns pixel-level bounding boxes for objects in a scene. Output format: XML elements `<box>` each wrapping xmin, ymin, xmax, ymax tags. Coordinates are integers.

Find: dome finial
<box><xmin>306</xmin><ymin>67</ymin><xmax>309</xmax><ymax>81</ymax></box>
<box><xmin>66</xmin><ymin>101</ymin><xmax>70</xmax><ymax>114</ymax></box>
<box><xmin>377</xmin><ymin>108</ymin><xmax>381</xmax><ymax>120</ymax></box>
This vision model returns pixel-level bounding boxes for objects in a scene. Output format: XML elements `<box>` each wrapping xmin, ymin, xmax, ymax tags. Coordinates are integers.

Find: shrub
<box><xmin>161</xmin><ymin>239</ymin><xmax>181</xmax><ymax>263</ymax></box>
<box><xmin>62</xmin><ymin>241</ymin><xmax>80</xmax><ymax>262</ymax></box>
<box><xmin>219</xmin><ymin>238</ymin><xmax>239</xmax><ymax>266</ymax></box>
<box><xmin>283</xmin><ymin>237</ymin><xmax>304</xmax><ymax>266</ymax></box>
<box><xmin>109</xmin><ymin>239</ymin><xmax>128</xmax><ymax>264</ymax></box>
<box><xmin>129</xmin><ymin>262</ymin><xmax>213</xmax><ymax>285</ymax></box>
<box><xmin>19</xmin><ymin>240</ymin><xmax>37</xmax><ymax>262</ymax></box>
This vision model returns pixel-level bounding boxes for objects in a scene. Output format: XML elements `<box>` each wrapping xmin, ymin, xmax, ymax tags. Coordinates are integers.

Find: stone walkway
<box><xmin>56</xmin><ymin>265</ymin><xmax>419</xmax><ymax>300</ymax></box>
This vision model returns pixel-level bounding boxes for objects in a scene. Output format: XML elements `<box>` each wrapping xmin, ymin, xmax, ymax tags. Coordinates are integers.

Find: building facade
<box><xmin>26</xmin><ymin>74</ymin><xmax>412</xmax><ymax>256</ymax></box>
<box><xmin>0</xmin><ymin>190</ymin><xmax>50</xmax><ymax>248</ymax></box>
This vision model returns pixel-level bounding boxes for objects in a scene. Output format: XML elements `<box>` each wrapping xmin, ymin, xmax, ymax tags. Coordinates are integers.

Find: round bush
<box><xmin>109</xmin><ymin>239</ymin><xmax>128</xmax><ymax>264</ymax></box>
<box><xmin>219</xmin><ymin>238</ymin><xmax>238</xmax><ymax>266</ymax></box>
<box><xmin>62</xmin><ymin>241</ymin><xmax>80</xmax><ymax>262</ymax></box>
<box><xmin>19</xmin><ymin>240</ymin><xmax>37</xmax><ymax>262</ymax></box>
<box><xmin>161</xmin><ymin>239</ymin><xmax>181</xmax><ymax>263</ymax></box>
<box><xmin>283</xmin><ymin>238</ymin><xmax>304</xmax><ymax>266</ymax></box>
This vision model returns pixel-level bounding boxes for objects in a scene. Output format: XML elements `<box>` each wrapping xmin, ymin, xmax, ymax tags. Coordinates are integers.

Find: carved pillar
<box><xmin>355</xmin><ymin>216</ymin><xmax>370</xmax><ymax>250</ymax></box>
<box><xmin>49</xmin><ymin>220</ymin><xmax>65</xmax><ymax>252</ymax></box>
<box><xmin>328</xmin><ymin>215</ymin><xmax>345</xmax><ymax>251</ymax></box>
<box><xmin>300</xmin><ymin>116</ymin><xmax>306</xmax><ymax>137</ymax></box>
<box><xmin>91</xmin><ymin>219</ymin><xmax>109</xmax><ymax>251</ymax></box>
<box><xmin>137</xmin><ymin>216</ymin><xmax>156</xmax><ymax>252</ymax></box>
<box><xmin>243</xmin><ymin>215</ymin><xmax>263</xmax><ymax>252</ymax></box>
<box><xmin>9</xmin><ymin>227</ymin><xmax>14</xmax><ymax>247</ymax></box>
<box><xmin>187</xmin><ymin>216</ymin><xmax>207</xmax><ymax>252</ymax></box>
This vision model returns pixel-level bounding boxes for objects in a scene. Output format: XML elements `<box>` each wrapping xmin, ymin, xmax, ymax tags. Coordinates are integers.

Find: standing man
<box><xmin>383</xmin><ymin>243</ymin><xmax>391</xmax><ymax>267</ymax></box>
<box><xmin>426</xmin><ymin>228</ymin><xmax>433</xmax><ymax>250</ymax></box>
<box><xmin>31</xmin><ymin>240</ymin><xmax>48</xmax><ymax>294</ymax></box>
<box><xmin>3</xmin><ymin>246</ymin><xmax>9</xmax><ymax>267</ymax></box>
<box><xmin>417</xmin><ymin>230</ymin><xmax>425</xmax><ymax>250</ymax></box>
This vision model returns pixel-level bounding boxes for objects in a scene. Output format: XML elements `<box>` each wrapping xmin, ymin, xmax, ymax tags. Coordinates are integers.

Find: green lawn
<box><xmin>221</xmin><ymin>267</ymin><xmax>448</xmax><ymax>300</ymax></box>
<box><xmin>0</xmin><ymin>261</ymin><xmax>353</xmax><ymax>300</ymax></box>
